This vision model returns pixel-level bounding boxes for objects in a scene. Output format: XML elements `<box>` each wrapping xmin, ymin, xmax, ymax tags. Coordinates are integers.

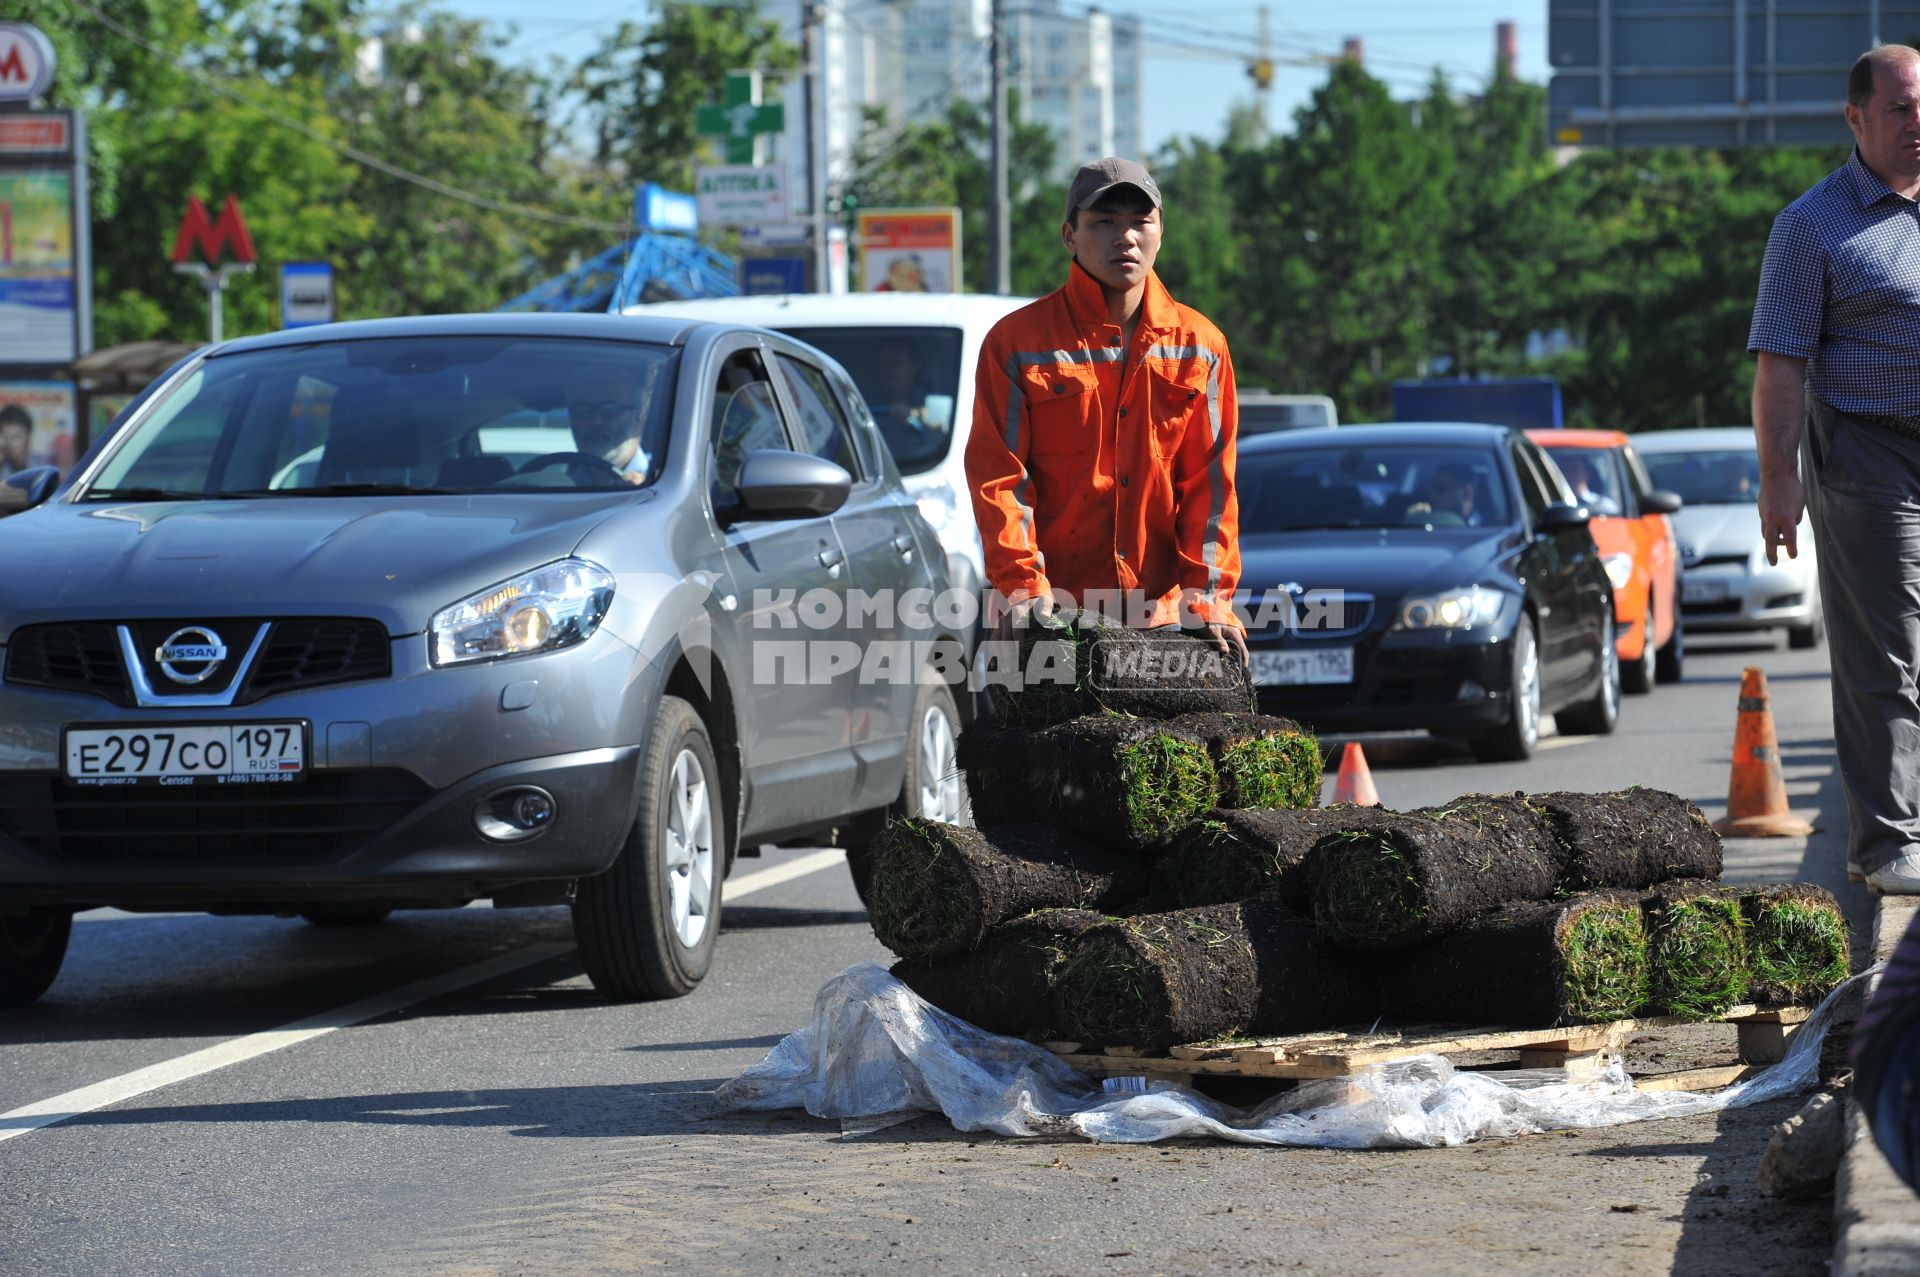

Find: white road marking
<box><xmin>2</xmin><ymin>847</ymin><xmax>851</xmax><ymax>1145</ymax></box>
<box><xmin>1539</xmin><ymin>735</ymin><xmax>1597</xmax><ymax>752</ymax></box>
<box><xmin>0</xmin><ymin>942</ymin><xmax>571</xmax><ymax>1145</ymax></box>
<box><xmin>722</xmin><ymin>848</ymin><xmax>848</xmax><ymax>901</ymax></box>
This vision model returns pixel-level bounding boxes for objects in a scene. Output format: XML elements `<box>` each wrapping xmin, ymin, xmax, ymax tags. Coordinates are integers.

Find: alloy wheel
<box><xmin>663</xmin><ymin>747</ymin><xmax>716</xmax><ymax>949</ymax></box>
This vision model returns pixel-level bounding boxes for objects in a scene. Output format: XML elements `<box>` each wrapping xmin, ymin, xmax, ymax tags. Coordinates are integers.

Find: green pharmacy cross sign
<box><xmin>695</xmin><ymin>70</ymin><xmax>786</xmax><ymax>164</ymax></box>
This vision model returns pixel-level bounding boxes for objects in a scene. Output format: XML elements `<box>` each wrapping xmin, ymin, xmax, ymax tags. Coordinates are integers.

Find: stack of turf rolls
<box><xmin>863</xmin><ymin>610</ymin><xmax>1851</xmax><ymax>1050</ymax></box>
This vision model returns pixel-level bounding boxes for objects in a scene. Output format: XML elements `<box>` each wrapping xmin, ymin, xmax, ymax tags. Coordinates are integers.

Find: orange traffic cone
<box><xmin>1712</xmin><ymin>667</ymin><xmax>1815</xmax><ymax>837</ymax></box>
<box><xmin>1332</xmin><ymin>741</ymin><xmax>1381</xmax><ymax>807</ymax></box>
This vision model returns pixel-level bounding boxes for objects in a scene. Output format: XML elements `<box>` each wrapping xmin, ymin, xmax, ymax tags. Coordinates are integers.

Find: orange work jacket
<box><xmin>965</xmin><ymin>262</ymin><xmax>1242</xmax><ymax>628</ymax></box>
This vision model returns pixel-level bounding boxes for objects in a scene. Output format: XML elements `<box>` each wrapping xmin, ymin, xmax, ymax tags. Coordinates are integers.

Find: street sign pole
<box><xmin>172</xmin><ymin>261</ymin><xmax>254</xmax><ymax>345</ymax></box>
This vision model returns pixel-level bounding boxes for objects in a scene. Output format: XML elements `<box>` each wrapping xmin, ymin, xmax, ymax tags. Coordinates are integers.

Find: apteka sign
<box><xmin>0</xmin><ymin>24</ymin><xmax>57</xmax><ymax>103</ymax></box>
<box><xmin>170</xmin><ymin>195</ymin><xmax>257</xmax><ymax>267</ymax></box>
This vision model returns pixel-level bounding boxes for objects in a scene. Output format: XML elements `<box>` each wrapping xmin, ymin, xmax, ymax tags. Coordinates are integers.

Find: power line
<box><xmin>57</xmin><ymin>0</ymin><xmax>631</xmax><ymax>233</ymax></box>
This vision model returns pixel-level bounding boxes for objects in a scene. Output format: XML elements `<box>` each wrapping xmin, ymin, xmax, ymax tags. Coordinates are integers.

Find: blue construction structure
<box><xmin>498</xmin><ymin>183</ymin><xmax>738</xmax><ymax>314</ymax></box>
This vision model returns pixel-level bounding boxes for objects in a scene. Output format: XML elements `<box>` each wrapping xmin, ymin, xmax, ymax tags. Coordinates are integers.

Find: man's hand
<box><xmin>989</xmin><ymin>589</ymin><xmax>1057</xmax><ymax>646</ymax></box>
<box><xmin>1205</xmin><ymin>621</ymin><xmax>1249</xmax><ymax>667</ymax></box>
<box><xmin>1752</xmin><ymin>351</ymin><xmax>1809</xmax><ymax>569</ymax></box>
<box><xmin>1759</xmin><ymin>470</ymin><xmax>1805</xmax><ymax>566</ymax></box>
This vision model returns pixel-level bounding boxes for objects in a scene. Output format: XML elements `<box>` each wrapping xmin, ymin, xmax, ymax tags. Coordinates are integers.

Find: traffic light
<box><xmin>1247</xmin><ymin>58</ymin><xmax>1274</xmax><ymax>90</ymax></box>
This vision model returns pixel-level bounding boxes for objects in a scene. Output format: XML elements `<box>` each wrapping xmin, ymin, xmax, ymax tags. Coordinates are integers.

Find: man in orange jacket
<box><xmin>965</xmin><ymin>156</ymin><xmax>1246</xmax><ymax>663</ymax></box>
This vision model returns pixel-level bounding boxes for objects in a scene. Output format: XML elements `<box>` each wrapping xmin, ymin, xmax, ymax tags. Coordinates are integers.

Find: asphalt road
<box><xmin>0</xmin><ymin>630</ymin><xmax>1858</xmax><ymax>1276</ymax></box>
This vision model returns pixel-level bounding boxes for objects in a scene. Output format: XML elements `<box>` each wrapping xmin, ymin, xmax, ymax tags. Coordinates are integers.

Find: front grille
<box><xmin>1684</xmin><ymin>599</ymin><xmax>1743</xmax><ymax>616</ymax></box>
<box><xmin>5</xmin><ymin>617</ymin><xmax>391</xmax><ymax>706</ymax></box>
<box><xmin>1686</xmin><ymin>554</ymin><xmax>1748</xmax><ymax>570</ymax></box>
<box><xmin>242</xmin><ymin>619</ymin><xmax>391</xmax><ymax>700</ymax></box>
<box><xmin>6</xmin><ymin>623</ymin><xmax>131</xmax><ymax>704</ymax></box>
<box><xmin>1246</xmin><ymin>590</ymin><xmax>1376</xmax><ymax>639</ymax></box>
<box><xmin>0</xmin><ymin>769</ymin><xmax>432</xmax><ymax>862</ymax></box>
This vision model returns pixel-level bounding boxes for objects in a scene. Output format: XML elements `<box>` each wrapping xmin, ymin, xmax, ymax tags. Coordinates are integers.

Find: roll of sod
<box><xmin>1741</xmin><ymin>883</ymin><xmax>1850</xmax><ymax>1006</ymax></box>
<box><xmin>865</xmin><ymin>819</ymin><xmax>1148</xmax><ymax>962</ymax></box>
<box><xmin>1644</xmin><ymin>880</ymin><xmax>1750</xmax><ymax>1020</ymax></box>
<box><xmin>1053</xmin><ymin>899</ymin><xmax>1374</xmax><ymax>1050</ymax></box>
<box><xmin>1305</xmin><ymin>794</ymin><xmax>1564</xmax><ymax>952</ymax></box>
<box><xmin>987</xmin><ymin>618</ymin><xmax>1098</xmax><ymax>728</ymax></box>
<box><xmin>1080</xmin><ymin>626</ymin><xmax>1256</xmax><ymax>720</ymax></box>
<box><xmin>890</xmin><ymin>908</ymin><xmax>1110</xmax><ymax>1038</ymax></box>
<box><xmin>955</xmin><ymin>719</ymin><xmax>1031</xmax><ymax>828</ymax></box>
<box><xmin>1156</xmin><ymin>805</ymin><xmax>1403</xmax><ymax>911</ymax></box>
<box><xmin>1171</xmin><ymin>713</ymin><xmax>1323</xmax><ymax>811</ymax></box>
<box><xmin>1028</xmin><ymin>715</ymin><xmax>1219</xmax><ymax>852</ymax></box>
<box><xmin>989</xmin><ymin>613</ymin><xmax>1255</xmax><ymax>728</ymax></box>
<box><xmin>1525</xmin><ymin>789</ymin><xmax>1723</xmax><ymax>890</ymax></box>
<box><xmin>1377</xmin><ymin>890</ymin><xmax>1652</xmax><ymax>1027</ymax></box>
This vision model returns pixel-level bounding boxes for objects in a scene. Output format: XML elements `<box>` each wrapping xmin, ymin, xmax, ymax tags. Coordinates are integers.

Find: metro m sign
<box><xmin>170</xmin><ymin>195</ymin><xmax>257</xmax><ymax>267</ymax></box>
<box><xmin>0</xmin><ymin>24</ymin><xmax>57</xmax><ymax>103</ymax></box>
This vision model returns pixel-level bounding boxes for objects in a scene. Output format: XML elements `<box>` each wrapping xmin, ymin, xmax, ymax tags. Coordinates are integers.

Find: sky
<box><xmin>441</xmin><ymin>0</ymin><xmax>1553</xmax><ymax>156</ymax></box>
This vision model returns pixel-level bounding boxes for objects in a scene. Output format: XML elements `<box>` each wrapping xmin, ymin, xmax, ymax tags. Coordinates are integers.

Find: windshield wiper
<box><xmin>83</xmin><ymin>486</ymin><xmax>228</xmax><ymax>502</ymax></box>
<box><xmin>252</xmin><ymin>483</ymin><xmax>449</xmax><ymax>497</ymax></box>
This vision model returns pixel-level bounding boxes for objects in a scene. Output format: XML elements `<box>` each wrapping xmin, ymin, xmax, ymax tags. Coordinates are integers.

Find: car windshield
<box><xmin>1542</xmin><ymin>445</ymin><xmax>1627</xmax><ymax>515</ymax></box>
<box><xmin>83</xmin><ymin>336</ymin><xmax>680</xmax><ymax>499</ymax></box>
<box><xmin>1238</xmin><ymin>443</ymin><xmax>1511</xmax><ymax>532</ymax></box>
<box><xmin>775</xmin><ymin>325</ymin><xmax>962</xmax><ymax>474</ymax></box>
<box><xmin>1642</xmin><ymin>447</ymin><xmax>1758</xmax><ymax>506</ymax></box>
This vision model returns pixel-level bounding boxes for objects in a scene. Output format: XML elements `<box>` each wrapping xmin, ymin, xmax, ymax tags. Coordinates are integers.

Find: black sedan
<box><xmin>1233</xmin><ymin>424</ymin><xmax>1619</xmax><ymax>761</ymax></box>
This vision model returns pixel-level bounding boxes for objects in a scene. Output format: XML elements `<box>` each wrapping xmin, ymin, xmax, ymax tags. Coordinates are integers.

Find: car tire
<box><xmin>1471</xmin><ymin>615</ymin><xmax>1541</xmax><ymax>763</ymax></box>
<box><xmin>846</xmin><ymin>668</ymin><xmax>969</xmax><ymax>910</ymax></box>
<box><xmin>1789</xmin><ymin>608</ymin><xmax>1825</xmax><ymax>650</ymax></box>
<box><xmin>0</xmin><ymin>908</ymin><xmax>72</xmax><ymax>1008</ymax></box>
<box><xmin>572</xmin><ymin>695</ymin><xmax>724</xmax><ymax>1002</ymax></box>
<box><xmin>298</xmin><ymin>906</ymin><xmax>393</xmax><ymax>926</ymax></box>
<box><xmin>1655</xmin><ymin>600</ymin><xmax>1684</xmax><ymax>684</ymax></box>
<box><xmin>1557</xmin><ymin>613</ymin><xmax>1622</xmax><ymax>736</ymax></box>
<box><xmin>1622</xmin><ymin>608</ymin><xmax>1655</xmax><ymax>695</ymax></box>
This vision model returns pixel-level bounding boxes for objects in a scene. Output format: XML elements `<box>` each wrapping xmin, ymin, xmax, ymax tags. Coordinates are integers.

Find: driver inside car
<box><xmin>565</xmin><ymin>363</ymin><xmax>653</xmax><ymax>485</ymax></box>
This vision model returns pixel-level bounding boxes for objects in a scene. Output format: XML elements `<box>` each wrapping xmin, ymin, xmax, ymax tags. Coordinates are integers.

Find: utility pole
<box><xmin>989</xmin><ymin>0</ymin><xmax>1010</xmax><ymax>295</ymax></box>
<box><xmin>802</xmin><ymin>0</ymin><xmax>828</xmax><ymax>292</ymax></box>
<box><xmin>1252</xmin><ymin>6</ymin><xmax>1273</xmax><ymax>143</ymax></box>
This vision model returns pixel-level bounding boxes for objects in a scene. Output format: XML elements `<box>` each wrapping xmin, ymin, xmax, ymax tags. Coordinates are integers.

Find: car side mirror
<box><xmin>3</xmin><ymin>466</ymin><xmax>61</xmax><ymax>513</ymax></box>
<box><xmin>1538</xmin><ymin>502</ymin><xmax>1590</xmax><ymax>534</ymax></box>
<box><xmin>728</xmin><ymin>449</ymin><xmax>851</xmax><ymax>522</ymax></box>
<box><xmin>1641</xmin><ymin>489</ymin><xmax>1683</xmax><ymax>515</ymax></box>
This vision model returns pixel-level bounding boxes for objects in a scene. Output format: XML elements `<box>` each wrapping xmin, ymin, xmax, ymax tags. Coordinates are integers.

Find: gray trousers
<box><xmin>1804</xmin><ymin>395</ymin><xmax>1920</xmax><ymax>873</ymax></box>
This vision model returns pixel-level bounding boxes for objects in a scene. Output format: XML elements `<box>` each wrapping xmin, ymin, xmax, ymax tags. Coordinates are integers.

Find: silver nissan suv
<box><xmin>0</xmin><ymin>313</ymin><xmax>969</xmax><ymax>1006</ymax></box>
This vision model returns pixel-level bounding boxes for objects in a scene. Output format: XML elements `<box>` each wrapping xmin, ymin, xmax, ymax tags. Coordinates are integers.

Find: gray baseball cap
<box><xmin>1065</xmin><ymin>157</ymin><xmax>1162</xmax><ymax>223</ymax></box>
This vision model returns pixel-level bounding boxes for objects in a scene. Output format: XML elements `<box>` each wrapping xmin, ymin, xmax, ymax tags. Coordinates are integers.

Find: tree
<box><xmin>1225</xmin><ymin>61</ymin><xmax>1449</xmax><ymax>419</ymax></box>
<box><xmin>839</xmin><ymin>93</ymin><xmax>1064</xmax><ymax>296</ymax></box>
<box><xmin>569</xmin><ymin>2</ymin><xmax>799</xmax><ymax>192</ymax></box>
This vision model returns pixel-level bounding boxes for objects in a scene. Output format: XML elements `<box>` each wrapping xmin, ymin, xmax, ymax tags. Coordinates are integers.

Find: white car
<box><xmin>1633</xmin><ymin>427</ymin><xmax>1823</xmax><ymax>648</ymax></box>
<box><xmin>629</xmin><ymin>293</ymin><xmax>1030</xmax><ymax>608</ymax></box>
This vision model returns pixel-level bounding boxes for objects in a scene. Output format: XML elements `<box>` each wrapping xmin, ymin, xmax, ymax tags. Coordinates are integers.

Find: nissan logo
<box><xmin>156</xmin><ymin>626</ymin><xmax>227</xmax><ymax>684</ymax></box>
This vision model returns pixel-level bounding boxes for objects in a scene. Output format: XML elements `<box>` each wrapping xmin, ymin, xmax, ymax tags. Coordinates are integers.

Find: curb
<box><xmin>1832</xmin><ymin>896</ymin><xmax>1920</xmax><ymax>1277</ymax></box>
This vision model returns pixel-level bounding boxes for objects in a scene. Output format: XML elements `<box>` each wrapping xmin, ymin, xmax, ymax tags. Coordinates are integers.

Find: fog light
<box><xmin>474</xmin><ymin>786</ymin><xmax>556</xmax><ymax>842</ymax></box>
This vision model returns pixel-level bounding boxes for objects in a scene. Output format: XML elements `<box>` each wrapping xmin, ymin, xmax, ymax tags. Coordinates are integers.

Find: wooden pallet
<box><xmin>1046</xmin><ymin>1004</ymin><xmax>1811</xmax><ymax>1091</ymax></box>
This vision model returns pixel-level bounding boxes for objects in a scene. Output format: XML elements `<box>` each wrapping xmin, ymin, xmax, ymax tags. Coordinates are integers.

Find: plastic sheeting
<box><xmin>716</xmin><ymin>961</ymin><xmax>1873</xmax><ymax>1148</ymax></box>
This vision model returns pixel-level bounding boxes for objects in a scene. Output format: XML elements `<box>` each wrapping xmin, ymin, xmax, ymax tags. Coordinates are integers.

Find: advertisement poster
<box><xmin>0</xmin><ymin>170</ymin><xmax>76</xmax><ymax>363</ymax></box>
<box><xmin>88</xmin><ymin>391</ymin><xmax>132</xmax><ymax>441</ymax></box>
<box><xmin>0</xmin><ymin>380</ymin><xmax>76</xmax><ymax>475</ymax></box>
<box><xmin>857</xmin><ymin>208</ymin><xmax>961</xmax><ymax>294</ymax></box>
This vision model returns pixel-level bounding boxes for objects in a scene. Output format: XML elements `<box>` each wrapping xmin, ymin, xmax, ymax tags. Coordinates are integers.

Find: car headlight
<box><xmin>1601</xmin><ymin>552</ymin><xmax>1635</xmax><ymax>591</ymax></box>
<box><xmin>430</xmin><ymin>558</ymin><xmax>616</xmax><ymax>667</ymax></box>
<box><xmin>1396</xmin><ymin>586</ymin><xmax>1506</xmax><ymax>631</ymax></box>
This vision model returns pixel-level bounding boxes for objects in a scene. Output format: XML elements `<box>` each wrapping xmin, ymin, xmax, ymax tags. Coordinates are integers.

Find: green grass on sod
<box><xmin>1742</xmin><ymin>884</ymin><xmax>1850</xmax><ymax>1006</ymax></box>
<box><xmin>1645</xmin><ymin>881</ymin><xmax>1749</xmax><ymax>1020</ymax></box>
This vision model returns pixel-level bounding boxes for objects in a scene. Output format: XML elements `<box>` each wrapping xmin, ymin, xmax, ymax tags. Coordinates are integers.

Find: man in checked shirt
<box><xmin>1750</xmin><ymin>43</ymin><xmax>1920</xmax><ymax>894</ymax></box>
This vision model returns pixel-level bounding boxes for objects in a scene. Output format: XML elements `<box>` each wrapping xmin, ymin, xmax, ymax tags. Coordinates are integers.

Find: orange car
<box><xmin>1527</xmin><ymin>429</ymin><xmax>1684</xmax><ymax>692</ymax></box>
